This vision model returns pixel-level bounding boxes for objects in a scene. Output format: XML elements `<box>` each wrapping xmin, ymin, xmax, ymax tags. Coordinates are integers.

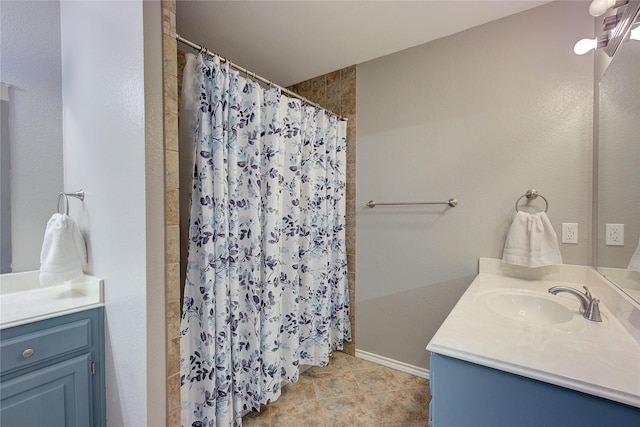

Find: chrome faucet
<box><xmin>548</xmin><ymin>285</ymin><xmax>602</xmax><ymax>322</ymax></box>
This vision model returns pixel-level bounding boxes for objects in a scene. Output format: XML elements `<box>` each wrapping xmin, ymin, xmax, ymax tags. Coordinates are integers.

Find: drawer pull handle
<box><xmin>22</xmin><ymin>349</ymin><xmax>34</xmax><ymax>359</ymax></box>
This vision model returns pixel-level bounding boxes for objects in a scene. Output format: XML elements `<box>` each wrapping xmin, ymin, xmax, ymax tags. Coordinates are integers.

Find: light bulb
<box><xmin>589</xmin><ymin>0</ymin><xmax>617</xmax><ymax>16</ymax></box>
<box><xmin>574</xmin><ymin>38</ymin><xmax>598</xmax><ymax>55</ymax></box>
<box><xmin>631</xmin><ymin>26</ymin><xmax>640</xmax><ymax>41</ymax></box>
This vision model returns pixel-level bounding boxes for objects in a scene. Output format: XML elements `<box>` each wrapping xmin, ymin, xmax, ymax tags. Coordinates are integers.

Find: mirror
<box><xmin>596</xmin><ymin>14</ymin><xmax>640</xmax><ymax>303</ymax></box>
<box><xmin>1</xmin><ymin>83</ymin><xmax>10</xmax><ymax>272</ymax></box>
<box><xmin>0</xmin><ymin>0</ymin><xmax>64</xmax><ymax>273</ymax></box>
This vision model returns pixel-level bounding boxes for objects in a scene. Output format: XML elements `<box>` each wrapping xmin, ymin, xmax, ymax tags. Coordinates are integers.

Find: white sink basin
<box><xmin>479</xmin><ymin>290</ymin><xmax>574</xmax><ymax>325</ymax></box>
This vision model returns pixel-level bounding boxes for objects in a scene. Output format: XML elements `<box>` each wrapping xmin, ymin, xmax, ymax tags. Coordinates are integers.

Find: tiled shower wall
<box><xmin>161</xmin><ymin>1</ymin><xmax>181</xmax><ymax>425</ymax></box>
<box><xmin>162</xmin><ymin>0</ymin><xmax>357</xmax><ymax>422</ymax></box>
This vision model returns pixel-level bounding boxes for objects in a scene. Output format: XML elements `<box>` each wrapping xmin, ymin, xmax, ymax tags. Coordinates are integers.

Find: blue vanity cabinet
<box><xmin>429</xmin><ymin>353</ymin><xmax>640</xmax><ymax>427</ymax></box>
<box><xmin>0</xmin><ymin>308</ymin><xmax>105</xmax><ymax>427</ymax></box>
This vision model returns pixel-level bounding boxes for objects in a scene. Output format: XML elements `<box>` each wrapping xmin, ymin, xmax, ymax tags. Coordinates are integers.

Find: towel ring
<box><xmin>515</xmin><ymin>189</ymin><xmax>549</xmax><ymax>213</ymax></box>
<box><xmin>56</xmin><ymin>190</ymin><xmax>85</xmax><ymax>216</ymax></box>
<box><xmin>57</xmin><ymin>193</ymin><xmax>69</xmax><ymax>215</ymax></box>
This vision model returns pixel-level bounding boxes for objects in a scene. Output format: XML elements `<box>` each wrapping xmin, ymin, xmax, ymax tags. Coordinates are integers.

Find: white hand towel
<box><xmin>628</xmin><ymin>237</ymin><xmax>640</xmax><ymax>271</ymax></box>
<box><xmin>502</xmin><ymin>211</ymin><xmax>562</xmax><ymax>268</ymax></box>
<box><xmin>39</xmin><ymin>213</ymin><xmax>87</xmax><ymax>285</ymax></box>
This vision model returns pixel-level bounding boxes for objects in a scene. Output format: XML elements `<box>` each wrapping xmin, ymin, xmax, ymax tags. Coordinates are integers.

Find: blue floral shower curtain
<box><xmin>180</xmin><ymin>53</ymin><xmax>351</xmax><ymax>426</ymax></box>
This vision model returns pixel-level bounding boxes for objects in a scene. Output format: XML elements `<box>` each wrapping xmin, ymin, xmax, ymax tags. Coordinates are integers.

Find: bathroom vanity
<box><xmin>0</xmin><ymin>273</ymin><xmax>105</xmax><ymax>426</ymax></box>
<box><xmin>427</xmin><ymin>258</ymin><xmax>640</xmax><ymax>427</ymax></box>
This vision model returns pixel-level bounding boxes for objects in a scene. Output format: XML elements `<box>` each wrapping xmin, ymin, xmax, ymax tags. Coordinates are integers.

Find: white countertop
<box><xmin>0</xmin><ymin>271</ymin><xmax>104</xmax><ymax>329</ymax></box>
<box><xmin>427</xmin><ymin>258</ymin><xmax>640</xmax><ymax>408</ymax></box>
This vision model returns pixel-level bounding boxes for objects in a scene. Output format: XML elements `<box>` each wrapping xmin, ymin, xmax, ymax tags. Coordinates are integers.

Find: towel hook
<box><xmin>57</xmin><ymin>190</ymin><xmax>85</xmax><ymax>215</ymax></box>
<box><xmin>515</xmin><ymin>189</ymin><xmax>549</xmax><ymax>213</ymax></box>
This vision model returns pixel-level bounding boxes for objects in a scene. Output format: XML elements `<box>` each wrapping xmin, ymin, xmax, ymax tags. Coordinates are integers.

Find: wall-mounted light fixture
<box><xmin>575</xmin><ymin>0</ymin><xmax>640</xmax><ymax>56</ymax></box>
<box><xmin>573</xmin><ymin>36</ymin><xmax>609</xmax><ymax>55</ymax></box>
<box><xmin>589</xmin><ymin>0</ymin><xmax>629</xmax><ymax>17</ymax></box>
<box><xmin>603</xmin><ymin>12</ymin><xmax>623</xmax><ymax>29</ymax></box>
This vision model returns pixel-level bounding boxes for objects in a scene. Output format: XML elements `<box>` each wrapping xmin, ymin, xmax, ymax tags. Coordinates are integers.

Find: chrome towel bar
<box><xmin>366</xmin><ymin>198</ymin><xmax>458</xmax><ymax>208</ymax></box>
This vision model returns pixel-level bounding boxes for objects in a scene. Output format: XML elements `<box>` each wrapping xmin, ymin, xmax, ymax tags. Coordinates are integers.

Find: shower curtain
<box><xmin>179</xmin><ymin>53</ymin><xmax>351</xmax><ymax>426</ymax></box>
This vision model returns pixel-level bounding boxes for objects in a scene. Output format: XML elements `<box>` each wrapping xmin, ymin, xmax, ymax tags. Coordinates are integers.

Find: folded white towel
<box><xmin>502</xmin><ymin>211</ymin><xmax>562</xmax><ymax>268</ymax></box>
<box><xmin>39</xmin><ymin>213</ymin><xmax>87</xmax><ymax>285</ymax></box>
<box><xmin>628</xmin><ymin>237</ymin><xmax>640</xmax><ymax>271</ymax></box>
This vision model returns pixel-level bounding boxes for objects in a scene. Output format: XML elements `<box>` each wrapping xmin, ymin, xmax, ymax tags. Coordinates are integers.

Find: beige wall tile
<box><xmin>327</xmin><ymin>70</ymin><xmax>341</xmax><ymax>86</ymax></box>
<box><xmin>166</xmin><ymin>225</ymin><xmax>180</xmax><ymax>264</ymax></box>
<box><xmin>297</xmin><ymin>79</ymin><xmax>312</xmax><ymax>93</ymax></box>
<box><xmin>167</xmin><ymin>336</ymin><xmax>181</xmax><ymax>376</ymax></box>
<box><xmin>164</xmin><ymin>70</ymin><xmax>178</xmax><ymax>106</ymax></box>
<box><xmin>164</xmin><ymin>112</ymin><xmax>179</xmax><ymax>152</ymax></box>
<box><xmin>163</xmin><ymin>34</ymin><xmax>178</xmax><ymax>77</ymax></box>
<box><xmin>165</xmin><ymin>150</ymin><xmax>179</xmax><ymax>189</ymax></box>
<box><xmin>166</xmin><ymin>189</ymin><xmax>179</xmax><ymax>226</ymax></box>
<box><xmin>167</xmin><ymin>410</ymin><xmax>180</xmax><ymax>427</ymax></box>
<box><xmin>163</xmin><ymin>1</ymin><xmax>179</xmax><ymax>422</ymax></box>
<box><xmin>312</xmin><ymin>88</ymin><xmax>327</xmax><ymax>106</ymax></box>
<box><xmin>346</xmin><ymin>180</ymin><xmax>356</xmax><ymax>203</ymax></box>
<box><xmin>166</xmin><ymin>261</ymin><xmax>181</xmax><ymax>301</ymax></box>
<box><xmin>341</xmin><ymin>98</ymin><xmax>356</xmax><ymax>121</ymax></box>
<box><xmin>162</xmin><ymin>0</ymin><xmax>176</xmax><ymax>16</ymax></box>
<box><xmin>343</xmin><ymin>341</ymin><xmax>356</xmax><ymax>356</ymax></box>
<box><xmin>341</xmin><ymin>65</ymin><xmax>357</xmax><ymax>81</ymax></box>
<box><xmin>326</xmin><ymin>97</ymin><xmax>341</xmax><ymax>116</ymax></box>
<box><xmin>311</xmin><ymin>76</ymin><xmax>325</xmax><ymax>90</ymax></box>
<box><xmin>167</xmin><ymin>373</ymin><xmax>181</xmax><ymax>413</ymax></box>
<box><xmin>167</xmin><ymin>299</ymin><xmax>181</xmax><ymax>341</ymax></box>
<box><xmin>347</xmin><ymin>253</ymin><xmax>356</xmax><ymax>275</ymax></box>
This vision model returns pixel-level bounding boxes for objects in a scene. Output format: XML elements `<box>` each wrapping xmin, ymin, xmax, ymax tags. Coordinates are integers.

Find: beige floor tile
<box><xmin>392</xmin><ymin>388</ymin><xmax>431</xmax><ymax>422</ymax></box>
<box><xmin>240</xmin><ymin>352</ymin><xmax>431</xmax><ymax>427</ymax></box>
<box><xmin>319</xmin><ymin>394</ymin><xmax>379</xmax><ymax>426</ymax></box>
<box><xmin>326</xmin><ymin>350</ymin><xmax>357</xmax><ymax>369</ymax></box>
<box><xmin>277</xmin><ymin>373</ymin><xmax>317</xmax><ymax>404</ymax></box>
<box><xmin>351</xmin><ymin>365</ymin><xmax>398</xmax><ymax>393</ymax></box>
<box><xmin>242</xmin><ymin>404</ymin><xmax>270</xmax><ymax>426</ymax></box>
<box><xmin>312</xmin><ymin>370</ymin><xmax>361</xmax><ymax>398</ymax></box>
<box><xmin>392</xmin><ymin>369</ymin><xmax>430</xmax><ymax>390</ymax></box>
<box><xmin>269</xmin><ymin>399</ymin><xmax>326</xmax><ymax>426</ymax></box>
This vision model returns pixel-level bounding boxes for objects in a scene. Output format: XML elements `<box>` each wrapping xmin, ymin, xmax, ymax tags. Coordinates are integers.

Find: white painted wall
<box><xmin>60</xmin><ymin>1</ymin><xmax>165</xmax><ymax>425</ymax></box>
<box><xmin>0</xmin><ymin>0</ymin><xmax>63</xmax><ymax>272</ymax></box>
<box><xmin>356</xmin><ymin>1</ymin><xmax>594</xmax><ymax>369</ymax></box>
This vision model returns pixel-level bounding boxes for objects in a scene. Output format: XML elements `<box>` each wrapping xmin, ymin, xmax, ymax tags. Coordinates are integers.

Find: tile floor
<box><xmin>242</xmin><ymin>351</ymin><xmax>431</xmax><ymax>427</ymax></box>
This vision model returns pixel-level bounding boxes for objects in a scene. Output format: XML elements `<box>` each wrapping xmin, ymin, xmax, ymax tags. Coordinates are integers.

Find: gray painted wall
<box><xmin>356</xmin><ymin>1</ymin><xmax>594</xmax><ymax>369</ymax></box>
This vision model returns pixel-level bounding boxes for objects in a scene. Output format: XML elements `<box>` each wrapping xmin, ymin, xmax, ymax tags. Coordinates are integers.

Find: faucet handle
<box><xmin>586</xmin><ymin>298</ymin><xmax>602</xmax><ymax>322</ymax></box>
<box><xmin>582</xmin><ymin>285</ymin><xmax>593</xmax><ymax>300</ymax></box>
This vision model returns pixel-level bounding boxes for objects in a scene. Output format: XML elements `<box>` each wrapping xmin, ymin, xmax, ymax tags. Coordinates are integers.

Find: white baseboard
<box><xmin>355</xmin><ymin>349</ymin><xmax>430</xmax><ymax>380</ymax></box>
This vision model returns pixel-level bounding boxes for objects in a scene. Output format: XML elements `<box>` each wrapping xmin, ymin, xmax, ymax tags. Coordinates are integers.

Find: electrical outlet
<box><xmin>605</xmin><ymin>224</ymin><xmax>624</xmax><ymax>246</ymax></box>
<box><xmin>562</xmin><ymin>223</ymin><xmax>578</xmax><ymax>244</ymax></box>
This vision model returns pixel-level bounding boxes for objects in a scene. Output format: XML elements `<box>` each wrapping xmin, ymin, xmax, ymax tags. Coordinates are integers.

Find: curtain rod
<box><xmin>175</xmin><ymin>34</ymin><xmax>347</xmax><ymax>122</ymax></box>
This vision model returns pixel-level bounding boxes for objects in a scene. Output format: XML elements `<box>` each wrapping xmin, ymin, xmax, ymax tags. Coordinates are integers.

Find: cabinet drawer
<box><xmin>0</xmin><ymin>319</ymin><xmax>91</xmax><ymax>373</ymax></box>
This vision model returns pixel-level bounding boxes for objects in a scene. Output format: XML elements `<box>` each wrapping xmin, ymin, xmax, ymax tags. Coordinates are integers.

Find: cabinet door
<box><xmin>0</xmin><ymin>354</ymin><xmax>91</xmax><ymax>427</ymax></box>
